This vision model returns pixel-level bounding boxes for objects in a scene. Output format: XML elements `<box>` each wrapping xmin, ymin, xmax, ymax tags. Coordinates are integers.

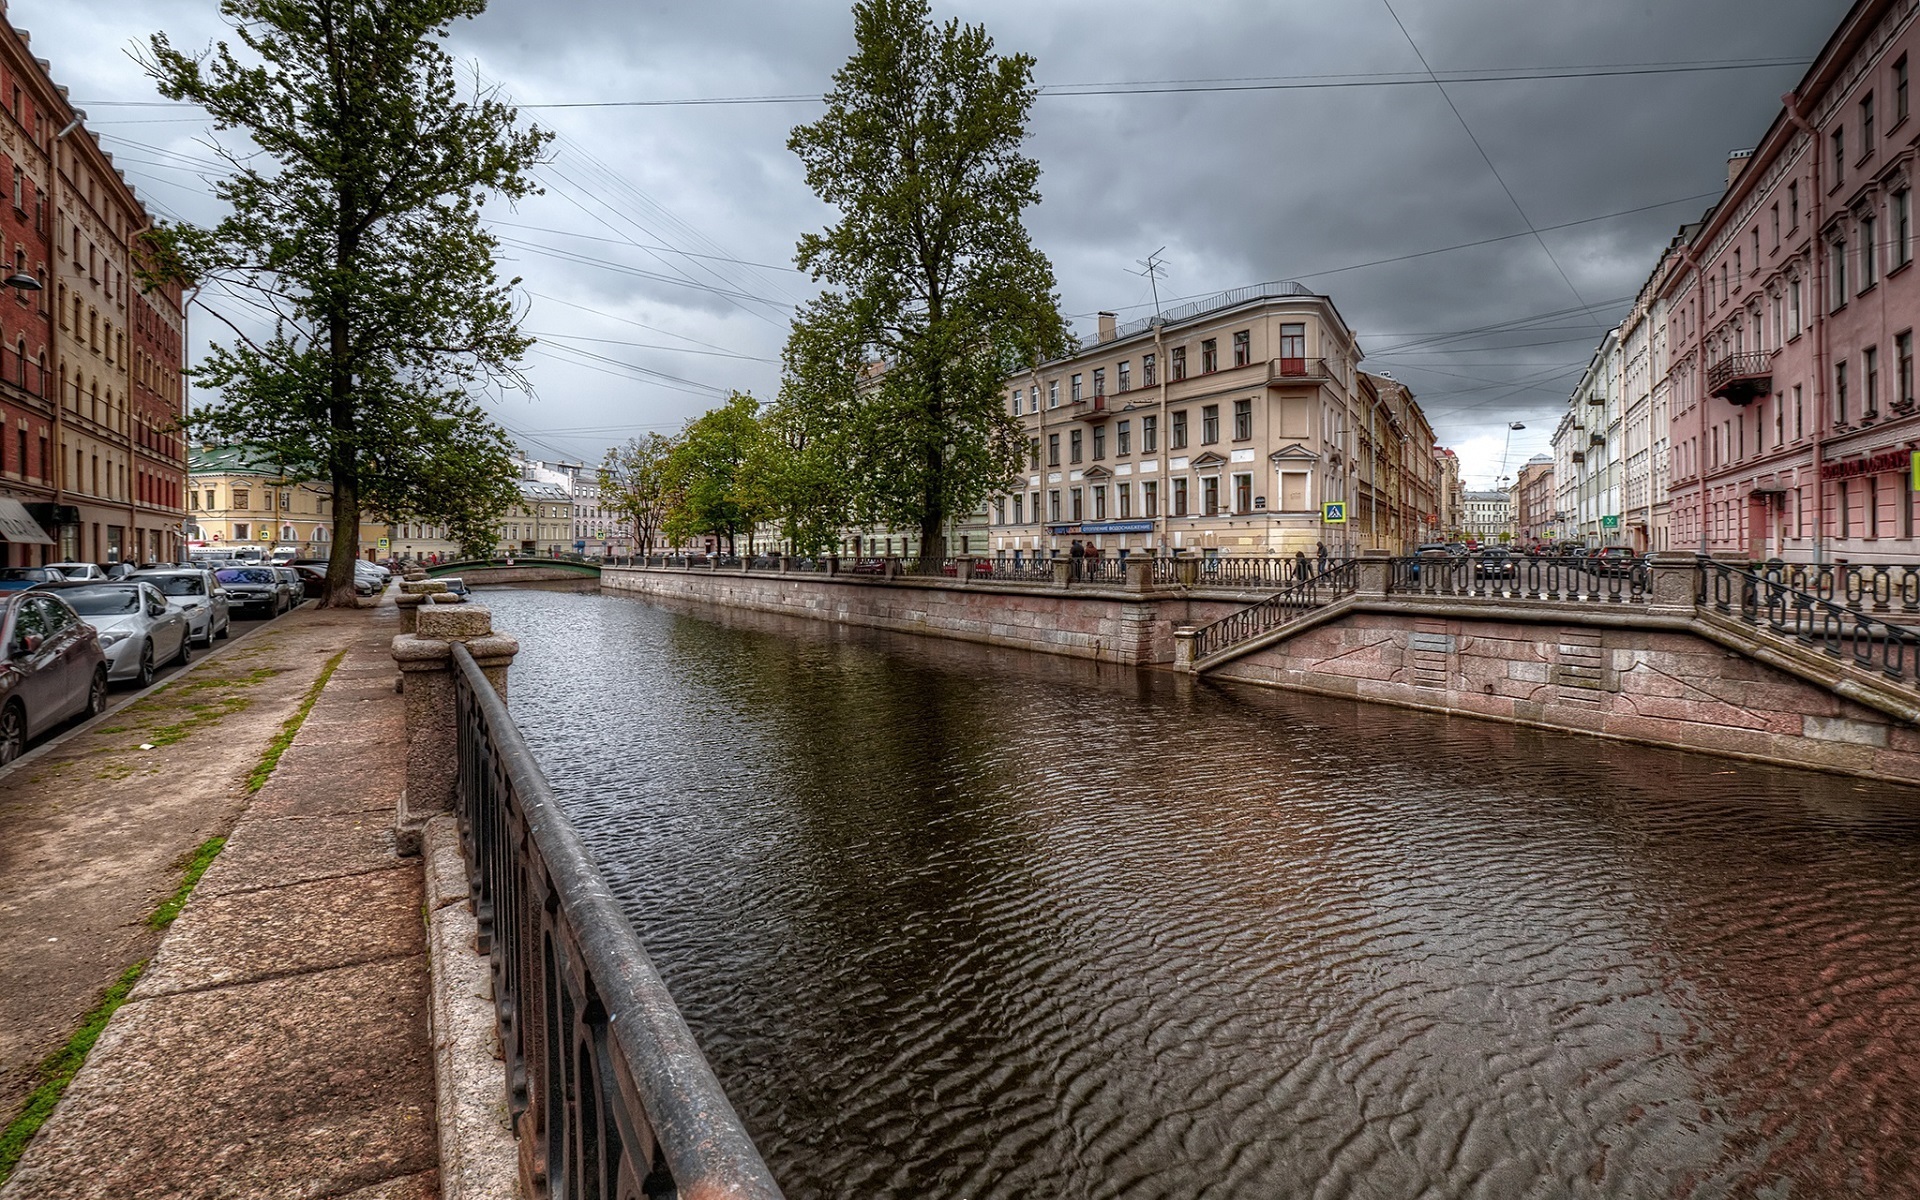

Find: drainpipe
<box><xmin>1784</xmin><ymin>93</ymin><xmax>1828</xmax><ymax>565</ymax></box>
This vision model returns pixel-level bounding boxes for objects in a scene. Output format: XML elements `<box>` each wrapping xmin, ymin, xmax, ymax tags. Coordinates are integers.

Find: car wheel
<box><xmin>84</xmin><ymin>666</ymin><xmax>109</xmax><ymax>717</ymax></box>
<box><xmin>216</xmin><ymin>616</ymin><xmax>230</xmax><ymax>640</ymax></box>
<box><xmin>135</xmin><ymin>642</ymin><xmax>156</xmax><ymax>689</ymax></box>
<box><xmin>174</xmin><ymin>631</ymin><xmax>192</xmax><ymax>667</ymax></box>
<box><xmin>0</xmin><ymin>701</ymin><xmax>23</xmax><ymax>765</ymax></box>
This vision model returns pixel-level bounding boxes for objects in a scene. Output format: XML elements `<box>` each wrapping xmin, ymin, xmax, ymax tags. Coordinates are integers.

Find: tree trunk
<box><xmin>323</xmin><ymin>470</ymin><xmax>360</xmax><ymax>608</ymax></box>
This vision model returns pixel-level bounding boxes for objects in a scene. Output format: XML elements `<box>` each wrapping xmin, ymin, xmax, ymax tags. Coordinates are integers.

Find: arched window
<box><xmin>13</xmin><ymin>338</ymin><xmax>22</xmax><ymax>388</ymax></box>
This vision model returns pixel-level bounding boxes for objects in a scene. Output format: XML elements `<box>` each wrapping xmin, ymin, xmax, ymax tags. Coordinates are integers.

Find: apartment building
<box><xmin>0</xmin><ymin>8</ymin><xmax>55</xmax><ymax>565</ymax></box>
<box><xmin>1513</xmin><ymin>455</ymin><xmax>1557</xmax><ymax>543</ymax></box>
<box><xmin>1665</xmin><ymin>0</ymin><xmax>1920</xmax><ymax>560</ymax></box>
<box><xmin>496</xmin><ymin>478</ymin><xmax>571</xmax><ymax>556</ymax></box>
<box><xmin>187</xmin><ymin>445</ymin><xmax>384</xmax><ymax>558</ymax></box>
<box><xmin>1462</xmin><ymin>490</ymin><xmax>1512</xmax><ymax>542</ymax></box>
<box><xmin>991</xmin><ymin>281</ymin><xmax>1439</xmax><ymax>559</ymax></box>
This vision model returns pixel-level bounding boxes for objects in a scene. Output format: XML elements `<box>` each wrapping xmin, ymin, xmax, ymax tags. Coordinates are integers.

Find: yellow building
<box><xmin>187</xmin><ymin>446</ymin><xmax>384</xmax><ymax>559</ymax></box>
<box><xmin>496</xmin><ymin>478</ymin><xmax>572</xmax><ymax>556</ymax></box>
<box><xmin>994</xmin><ymin>282</ymin><xmax>1441</xmax><ymax>559</ymax></box>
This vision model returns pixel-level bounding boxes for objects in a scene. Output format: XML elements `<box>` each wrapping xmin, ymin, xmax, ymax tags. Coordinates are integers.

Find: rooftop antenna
<box><xmin>1134</xmin><ymin>247</ymin><xmax>1167</xmax><ymax>323</ymax></box>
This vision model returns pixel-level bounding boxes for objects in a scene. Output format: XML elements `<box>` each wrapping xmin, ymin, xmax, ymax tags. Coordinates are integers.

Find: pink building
<box><xmin>1667</xmin><ymin>0</ymin><xmax>1920</xmax><ymax>562</ymax></box>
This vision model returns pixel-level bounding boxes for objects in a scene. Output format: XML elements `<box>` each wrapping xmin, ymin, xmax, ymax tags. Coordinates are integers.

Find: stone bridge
<box><xmin>421</xmin><ymin>558</ymin><xmax>601</xmax><ymax>586</ymax></box>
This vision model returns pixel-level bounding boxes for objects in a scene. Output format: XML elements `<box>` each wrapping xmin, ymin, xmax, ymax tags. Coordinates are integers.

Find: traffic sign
<box><xmin>1601</xmin><ymin>515</ymin><xmax>1620</xmax><ymax>529</ymax></box>
<box><xmin>377</xmin><ymin>536</ymin><xmax>390</xmax><ymax>549</ymax></box>
<box><xmin>1322</xmin><ymin>501</ymin><xmax>1347</xmax><ymax>523</ymax></box>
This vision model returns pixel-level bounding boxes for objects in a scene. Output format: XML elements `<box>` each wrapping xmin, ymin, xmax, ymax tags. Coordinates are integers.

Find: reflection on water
<box><xmin>486</xmin><ymin>587</ymin><xmax>1920</xmax><ymax>1199</ymax></box>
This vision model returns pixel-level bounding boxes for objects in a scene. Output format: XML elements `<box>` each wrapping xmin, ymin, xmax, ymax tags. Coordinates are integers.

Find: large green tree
<box><xmin>663</xmin><ymin>393</ymin><xmax>768</xmax><ymax>554</ymax></box>
<box><xmin>141</xmin><ymin>0</ymin><xmax>548</xmax><ymax>605</ymax></box>
<box><xmin>787</xmin><ymin>0</ymin><xmax>1069</xmax><ymax>564</ymax></box>
<box><xmin>599</xmin><ymin>431</ymin><xmax>677</xmax><ymax>555</ymax></box>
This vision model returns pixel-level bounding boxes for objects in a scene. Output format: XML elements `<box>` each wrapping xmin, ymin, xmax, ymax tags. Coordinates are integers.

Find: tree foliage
<box><xmin>598</xmin><ymin>431</ymin><xmax>676</xmax><ymax>554</ymax></box>
<box><xmin>661</xmin><ymin>393</ymin><xmax>768</xmax><ymax>552</ymax></box>
<box><xmin>786</xmin><ymin>0</ymin><xmax>1069</xmax><ymax>563</ymax></box>
<box><xmin>141</xmin><ymin>0</ymin><xmax>548</xmax><ymax>604</ymax></box>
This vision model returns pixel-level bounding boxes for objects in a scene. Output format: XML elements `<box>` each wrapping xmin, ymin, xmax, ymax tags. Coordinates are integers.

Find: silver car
<box><xmin>135</xmin><ymin>568</ymin><xmax>232</xmax><ymax>646</ymax></box>
<box><xmin>45</xmin><ymin>562</ymin><xmax>107</xmax><ymax>581</ymax></box>
<box><xmin>273</xmin><ymin>565</ymin><xmax>306</xmax><ymax>606</ymax></box>
<box><xmin>52</xmin><ymin>582</ymin><xmax>193</xmax><ymax>688</ymax></box>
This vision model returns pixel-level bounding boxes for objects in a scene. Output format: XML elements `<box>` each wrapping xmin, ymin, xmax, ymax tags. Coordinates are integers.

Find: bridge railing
<box><xmin>451</xmin><ymin>642</ymin><xmax>783</xmax><ymax>1200</ymax></box>
<box><xmin>1390</xmin><ymin>553</ymin><xmax>1650</xmax><ymax>604</ymax></box>
<box><xmin>1752</xmin><ymin>560</ymin><xmax>1920</xmax><ymax>617</ymax></box>
<box><xmin>1698</xmin><ymin>559</ymin><xmax>1920</xmax><ymax>686</ymax></box>
<box><xmin>1190</xmin><ymin>560</ymin><xmax>1359</xmax><ymax>660</ymax></box>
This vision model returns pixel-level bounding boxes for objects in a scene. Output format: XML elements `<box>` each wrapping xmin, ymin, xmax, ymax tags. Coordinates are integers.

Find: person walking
<box><xmin>1294</xmin><ymin>549</ymin><xmax>1310</xmax><ymax>584</ymax></box>
<box><xmin>1069</xmin><ymin>539</ymin><xmax>1085</xmax><ymax>582</ymax></box>
<box><xmin>1315</xmin><ymin>541</ymin><xmax>1329</xmax><ymax>575</ymax></box>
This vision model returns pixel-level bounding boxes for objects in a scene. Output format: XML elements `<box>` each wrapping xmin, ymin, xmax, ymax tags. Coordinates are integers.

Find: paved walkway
<box><xmin>1</xmin><ymin>602</ymin><xmax>441</xmax><ymax>1199</ymax></box>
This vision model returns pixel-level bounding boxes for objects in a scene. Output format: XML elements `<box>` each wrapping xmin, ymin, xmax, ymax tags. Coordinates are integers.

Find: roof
<box><xmin>188</xmin><ymin>445</ymin><xmax>311</xmax><ymax>480</ymax></box>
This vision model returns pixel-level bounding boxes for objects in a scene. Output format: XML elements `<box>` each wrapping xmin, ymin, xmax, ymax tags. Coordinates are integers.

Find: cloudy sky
<box><xmin>19</xmin><ymin>0</ymin><xmax>1854</xmax><ymax>485</ymax></box>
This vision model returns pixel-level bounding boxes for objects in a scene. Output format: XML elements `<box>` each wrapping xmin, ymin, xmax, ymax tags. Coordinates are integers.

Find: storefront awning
<box><xmin>0</xmin><ymin>498</ymin><xmax>55</xmax><ymax>545</ymax></box>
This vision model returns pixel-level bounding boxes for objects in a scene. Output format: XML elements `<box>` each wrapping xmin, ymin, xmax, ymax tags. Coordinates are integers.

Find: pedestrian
<box><xmin>1069</xmin><ymin>538</ymin><xmax>1085</xmax><ymax>581</ymax></box>
<box><xmin>1315</xmin><ymin>541</ymin><xmax>1329</xmax><ymax>575</ymax></box>
<box><xmin>1294</xmin><ymin>549</ymin><xmax>1310</xmax><ymax>583</ymax></box>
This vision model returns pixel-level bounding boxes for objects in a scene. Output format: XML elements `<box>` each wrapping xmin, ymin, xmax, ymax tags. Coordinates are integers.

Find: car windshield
<box><xmin>147</xmin><ymin>575</ymin><xmax>206</xmax><ymax>596</ymax></box>
<box><xmin>216</xmin><ymin>568</ymin><xmax>278</xmax><ymax>584</ymax></box>
<box><xmin>61</xmin><ymin>586</ymin><xmax>143</xmax><ymax>616</ymax></box>
<box><xmin>0</xmin><ymin>567</ymin><xmax>54</xmax><ymax>581</ymax></box>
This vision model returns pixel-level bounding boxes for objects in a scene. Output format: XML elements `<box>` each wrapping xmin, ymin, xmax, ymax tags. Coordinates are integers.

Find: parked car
<box><xmin>45</xmin><ymin>581</ymin><xmax>191</xmax><ymax>688</ymax></box>
<box><xmin>45</xmin><ymin>562</ymin><xmax>108</xmax><ymax>581</ymax></box>
<box><xmin>0</xmin><ymin>567</ymin><xmax>66</xmax><ymax>593</ymax></box>
<box><xmin>273</xmin><ymin>566</ymin><xmax>306</xmax><ymax>605</ymax></box>
<box><xmin>1593</xmin><ymin>546</ymin><xmax>1641</xmax><ymax>577</ymax></box>
<box><xmin>134</xmin><ymin>568</ymin><xmax>232</xmax><ymax>647</ymax></box>
<box><xmin>1473</xmin><ymin>547</ymin><xmax>1517</xmax><ymax>581</ymax></box>
<box><xmin>214</xmin><ymin>566</ymin><xmax>292</xmax><ymax>617</ymax></box>
<box><xmin>0</xmin><ymin>590</ymin><xmax>109</xmax><ymax>763</ymax></box>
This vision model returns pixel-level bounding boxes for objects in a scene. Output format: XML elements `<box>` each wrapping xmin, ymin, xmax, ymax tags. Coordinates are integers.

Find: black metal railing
<box><xmin>987</xmin><ymin>554</ymin><xmax>1056</xmax><ymax>583</ymax></box>
<box><xmin>1755</xmin><ymin>560</ymin><xmax>1920</xmax><ymax>617</ymax></box>
<box><xmin>1390</xmin><ymin>553</ymin><xmax>1650</xmax><ymax>604</ymax></box>
<box><xmin>452</xmin><ymin>644</ymin><xmax>783</xmax><ymax>1200</ymax></box>
<box><xmin>1190</xmin><ymin>560</ymin><xmax>1358</xmax><ymax>660</ymax></box>
<box><xmin>1698</xmin><ymin>560</ymin><xmax>1919</xmax><ymax>687</ymax></box>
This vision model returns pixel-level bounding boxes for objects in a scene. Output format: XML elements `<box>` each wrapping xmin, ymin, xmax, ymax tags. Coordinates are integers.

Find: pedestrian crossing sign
<box><xmin>1322</xmin><ymin>502</ymin><xmax>1347</xmax><ymax>523</ymax></box>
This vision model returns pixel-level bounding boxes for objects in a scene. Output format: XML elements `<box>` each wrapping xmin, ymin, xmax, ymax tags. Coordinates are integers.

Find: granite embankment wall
<box><xmin>1208</xmin><ymin>607</ymin><xmax>1920</xmax><ymax>784</ymax></box>
<box><xmin>600</xmin><ymin>566</ymin><xmax>1245</xmax><ymax>664</ymax></box>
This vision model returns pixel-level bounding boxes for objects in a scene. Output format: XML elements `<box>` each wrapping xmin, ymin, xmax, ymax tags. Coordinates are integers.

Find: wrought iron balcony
<box><xmin>1072</xmin><ymin>393</ymin><xmax>1112</xmax><ymax>420</ymax></box>
<box><xmin>1707</xmin><ymin>351</ymin><xmax>1771</xmax><ymax>406</ymax></box>
<box><xmin>1272</xmin><ymin>357</ymin><xmax>1331</xmax><ymax>382</ymax></box>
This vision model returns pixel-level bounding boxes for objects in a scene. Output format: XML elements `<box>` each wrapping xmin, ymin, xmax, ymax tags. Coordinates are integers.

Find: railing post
<box><xmin>1175</xmin><ymin>551</ymin><xmax>1200</xmax><ymax>588</ymax></box>
<box><xmin>957</xmin><ymin>554</ymin><xmax>975</xmax><ymax>582</ymax></box>
<box><xmin>1052</xmin><ymin>557</ymin><xmax>1072</xmax><ymax>588</ymax></box>
<box><xmin>884</xmin><ymin>554</ymin><xmax>902</xmax><ymax>581</ymax></box>
<box><xmin>1173</xmin><ymin>626</ymin><xmax>1198</xmax><ymax>671</ymax></box>
<box><xmin>1124</xmin><ymin>554</ymin><xmax>1154</xmax><ymax>593</ymax></box>
<box><xmin>390</xmin><ymin>605</ymin><xmax>519</xmax><ymax>855</ymax></box>
<box><xmin>395</xmin><ymin>578</ymin><xmax>449</xmax><ymax>634</ymax></box>
<box><xmin>1354</xmin><ymin>549</ymin><xmax>1392</xmax><ymax>599</ymax></box>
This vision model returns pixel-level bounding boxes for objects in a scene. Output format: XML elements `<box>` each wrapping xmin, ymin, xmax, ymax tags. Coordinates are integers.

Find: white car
<box><xmin>134</xmin><ymin>568</ymin><xmax>232</xmax><ymax>647</ymax></box>
<box><xmin>45</xmin><ymin>562</ymin><xmax>107</xmax><ymax>581</ymax></box>
<box><xmin>53</xmin><ymin>581</ymin><xmax>192</xmax><ymax>688</ymax></box>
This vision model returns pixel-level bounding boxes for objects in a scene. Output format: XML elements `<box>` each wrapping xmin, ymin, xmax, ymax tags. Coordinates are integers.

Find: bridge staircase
<box><xmin>1183</xmin><ymin>560</ymin><xmax>1362</xmax><ymax>674</ymax></box>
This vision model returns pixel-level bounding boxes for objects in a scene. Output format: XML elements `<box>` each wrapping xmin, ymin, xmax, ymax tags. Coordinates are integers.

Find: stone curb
<box><xmin>423</xmin><ymin>813</ymin><xmax>521</xmax><ymax>1200</ymax></box>
<box><xmin>0</xmin><ymin>599</ymin><xmax>319</xmax><ymax>788</ymax></box>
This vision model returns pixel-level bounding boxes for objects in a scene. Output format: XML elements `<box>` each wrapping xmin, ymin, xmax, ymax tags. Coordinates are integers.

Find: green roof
<box><xmin>187</xmin><ymin>445</ymin><xmax>311</xmax><ymax>480</ymax></box>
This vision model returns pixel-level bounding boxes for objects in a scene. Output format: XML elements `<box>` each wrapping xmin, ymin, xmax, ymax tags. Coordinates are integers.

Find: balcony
<box><xmin>1072</xmin><ymin>393</ymin><xmax>1112</xmax><ymax>420</ymax></box>
<box><xmin>1570</xmin><ymin>450</ymin><xmax>1586</xmax><ymax>464</ymax></box>
<box><xmin>1271</xmin><ymin>357</ymin><xmax>1331</xmax><ymax>383</ymax></box>
<box><xmin>1706</xmin><ymin>351</ymin><xmax>1771</xmax><ymax>406</ymax></box>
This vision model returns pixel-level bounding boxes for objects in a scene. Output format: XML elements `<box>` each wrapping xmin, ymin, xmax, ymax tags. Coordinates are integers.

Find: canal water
<box><xmin>483</xmin><ymin>587</ymin><xmax>1920</xmax><ymax>1199</ymax></box>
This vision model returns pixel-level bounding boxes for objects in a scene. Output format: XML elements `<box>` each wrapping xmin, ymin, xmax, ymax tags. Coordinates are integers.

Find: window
<box><xmin>1795</xmin><ymin>384</ymin><xmax>1805</xmax><ymax>439</ymax></box>
<box><xmin>1863</xmin><ymin>93</ymin><xmax>1876</xmax><ymax>151</ymax></box>
<box><xmin>1233</xmin><ymin>473</ymin><xmax>1252</xmax><ymax>512</ymax></box>
<box><xmin>1751</xmin><ymin>228</ymin><xmax>1760</xmax><ymax>268</ymax></box>
<box><xmin>1142</xmin><ymin>353</ymin><xmax>1156</xmax><ymax>386</ymax></box>
<box><xmin>1092</xmin><ymin>486</ymin><xmax>1107</xmax><ymax>520</ymax></box>
<box><xmin>1071</xmin><ymin>373</ymin><xmax>1083</xmax><ymax>402</ymax></box>
<box><xmin>1233</xmin><ymin>398</ymin><xmax>1252</xmax><ymax>440</ymax></box>
<box><xmin>233</xmin><ymin>522</ymin><xmax>250</xmax><ymax>541</ymax></box>
<box><xmin>1092</xmin><ymin>368</ymin><xmax>1105</xmax><ymax>397</ymax></box>
<box><xmin>1048</xmin><ymin>490</ymin><xmax>1061</xmax><ymax>521</ymax></box>
<box><xmin>1010</xmin><ymin>389</ymin><xmax>1021</xmax><ymax>416</ymax></box>
<box><xmin>1900</xmin><ymin>55</ymin><xmax>1912</xmax><ymax>124</ymax></box>
<box><xmin>1866</xmin><ymin>345</ymin><xmax>1880</xmax><ymax>416</ymax></box>
<box><xmin>1142</xmin><ymin>415</ymin><xmax>1158</xmax><ymax>453</ymax></box>
<box><xmin>1232</xmin><ymin>331</ymin><xmax>1250</xmax><ymax>367</ymax></box>
<box><xmin>1118</xmin><ymin>360</ymin><xmax>1131</xmax><ymax>391</ymax></box>
<box><xmin>1171</xmin><ymin>410</ymin><xmax>1188</xmax><ymax>449</ymax></box>
<box><xmin>1070</xmin><ymin>487</ymin><xmax>1084</xmax><ymax>521</ymax></box>
<box><xmin>1116</xmin><ymin>420</ymin><xmax>1130</xmax><ymax>455</ymax></box>
<box><xmin>1172</xmin><ymin>477</ymin><xmax>1189</xmax><ymax>516</ymax></box>
<box><xmin>1029</xmin><ymin>385</ymin><xmax>1039</xmax><ymax>411</ymax></box>
<box><xmin>1092</xmin><ymin>425</ymin><xmax>1105</xmax><ymax>460</ymax></box>
<box><xmin>1772</xmin><ymin>203</ymin><xmax>1781</xmax><ymax>248</ymax></box>
<box><xmin>1861</xmin><ymin>213</ymin><xmax>1878</xmax><ymax>289</ymax></box>
<box><xmin>1171</xmin><ymin>346</ymin><xmax>1186</xmax><ymax>381</ymax></box>
<box><xmin>1837</xmin><ymin>358</ymin><xmax>1850</xmax><ymax>424</ymax></box>
<box><xmin>1833</xmin><ymin>126</ymin><xmax>1846</xmax><ymax>180</ymax></box>
<box><xmin>1201</xmin><ymin>476</ymin><xmax>1219</xmax><ymax>516</ymax></box>
<box><xmin>1047</xmin><ymin>380</ymin><xmax>1058</xmax><ymax>408</ymax></box>
<box><xmin>1833</xmin><ymin>239</ymin><xmax>1848</xmax><ymax>307</ymax></box>
<box><xmin>1143</xmin><ymin>480</ymin><xmax>1158</xmax><ymax>517</ymax></box>
<box><xmin>1897</xmin><ymin>191</ymin><xmax>1913</xmax><ymax>267</ymax></box>
<box><xmin>1790</xmin><ymin>277</ymin><xmax>1803</xmax><ymax>335</ymax></box>
<box><xmin>1839</xmin><ymin>479</ymin><xmax>1851</xmax><ymax>538</ymax></box>
<box><xmin>1900</xmin><ymin>331</ymin><xmax>1914</xmax><ymax>409</ymax></box>
<box><xmin>232</xmin><ymin>487</ymin><xmax>249</xmax><ymax>510</ymax></box>
<box><xmin>1870</xmin><ymin>476</ymin><xmax>1882</xmax><ymax>538</ymax></box>
<box><xmin>1790</xmin><ymin>180</ymin><xmax>1800</xmax><ymax>229</ymax></box>
<box><xmin>1775</xmin><ymin>392</ymin><xmax>1785</xmax><ymax>447</ymax></box>
<box><xmin>1047</xmin><ymin>433</ymin><xmax>1060</xmax><ymax>466</ymax></box>
<box><xmin>1201</xmin><ymin>339</ymin><xmax>1218</xmax><ymax>373</ymax></box>
<box><xmin>1201</xmin><ymin>405</ymin><xmax>1219</xmax><ymax>444</ymax></box>
<box><xmin>1070</xmin><ymin>429</ymin><xmax>1083</xmax><ymax>463</ymax></box>
<box><xmin>1028</xmin><ymin>437</ymin><xmax>1040</xmax><ymax>469</ymax></box>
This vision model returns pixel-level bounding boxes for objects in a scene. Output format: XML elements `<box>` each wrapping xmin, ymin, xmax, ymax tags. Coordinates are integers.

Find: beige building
<box><xmin>496</xmin><ymin>478</ymin><xmax>572</xmax><ymax>556</ymax></box>
<box><xmin>993</xmin><ymin>282</ymin><xmax>1439</xmax><ymax>559</ymax></box>
<box><xmin>187</xmin><ymin>445</ymin><xmax>385</xmax><ymax>559</ymax></box>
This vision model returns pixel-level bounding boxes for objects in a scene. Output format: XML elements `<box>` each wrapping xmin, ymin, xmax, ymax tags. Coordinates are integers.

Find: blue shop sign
<box><xmin>1079</xmin><ymin>520</ymin><xmax>1155</xmax><ymax>533</ymax></box>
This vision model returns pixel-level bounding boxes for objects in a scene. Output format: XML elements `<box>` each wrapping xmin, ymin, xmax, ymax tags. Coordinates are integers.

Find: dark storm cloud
<box><xmin>26</xmin><ymin>0</ymin><xmax>1854</xmax><ymax>479</ymax></box>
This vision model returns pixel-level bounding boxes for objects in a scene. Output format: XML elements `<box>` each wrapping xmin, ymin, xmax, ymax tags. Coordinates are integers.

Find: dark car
<box><xmin>0</xmin><ymin>566</ymin><xmax>65</xmax><ymax>593</ymax></box>
<box><xmin>214</xmin><ymin>566</ymin><xmax>292</xmax><ymax>617</ymax></box>
<box><xmin>1593</xmin><ymin>546</ymin><xmax>1641</xmax><ymax>577</ymax></box>
<box><xmin>273</xmin><ymin>566</ymin><xmax>306</xmax><ymax>605</ymax></box>
<box><xmin>0</xmin><ymin>590</ymin><xmax>109</xmax><ymax>764</ymax></box>
<box><xmin>1473</xmin><ymin>547</ymin><xmax>1517</xmax><ymax>581</ymax></box>
<box><xmin>290</xmin><ymin>564</ymin><xmax>329</xmax><ymax>595</ymax></box>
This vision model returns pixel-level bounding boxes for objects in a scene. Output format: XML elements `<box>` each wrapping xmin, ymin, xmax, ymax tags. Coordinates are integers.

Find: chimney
<box><xmin>1097</xmin><ymin>311</ymin><xmax>1117</xmax><ymax>343</ymax></box>
<box><xmin>1727</xmin><ymin>148</ymin><xmax>1755</xmax><ymax>189</ymax></box>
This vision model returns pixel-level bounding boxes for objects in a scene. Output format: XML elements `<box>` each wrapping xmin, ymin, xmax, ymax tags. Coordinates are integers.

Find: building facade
<box><xmin>1461</xmin><ymin>490</ymin><xmax>1512</xmax><ymax>542</ymax></box>
<box><xmin>188</xmin><ymin>445</ymin><xmax>386</xmax><ymax>559</ymax></box>
<box><xmin>1513</xmin><ymin>455</ymin><xmax>1557</xmax><ymax>543</ymax></box>
<box><xmin>0</xmin><ymin>5</ymin><xmax>54</xmax><ymax>566</ymax></box>
<box><xmin>991</xmin><ymin>282</ymin><xmax>1439</xmax><ymax>559</ymax></box>
<box><xmin>1666</xmin><ymin>0</ymin><xmax>1920</xmax><ymax>561</ymax></box>
<box><xmin>496</xmin><ymin>478</ymin><xmax>571</xmax><ymax>556</ymax></box>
